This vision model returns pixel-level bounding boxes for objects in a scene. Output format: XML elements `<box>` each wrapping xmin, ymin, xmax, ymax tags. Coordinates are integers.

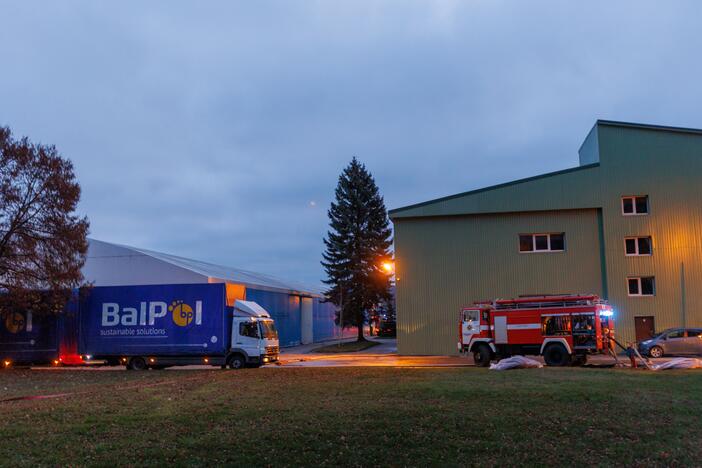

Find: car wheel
<box><xmin>228</xmin><ymin>354</ymin><xmax>246</xmax><ymax>370</ymax></box>
<box><xmin>128</xmin><ymin>357</ymin><xmax>148</xmax><ymax>371</ymax></box>
<box><xmin>649</xmin><ymin>346</ymin><xmax>664</xmax><ymax>358</ymax></box>
<box><xmin>473</xmin><ymin>344</ymin><xmax>492</xmax><ymax>367</ymax></box>
<box><xmin>543</xmin><ymin>344</ymin><xmax>571</xmax><ymax>366</ymax></box>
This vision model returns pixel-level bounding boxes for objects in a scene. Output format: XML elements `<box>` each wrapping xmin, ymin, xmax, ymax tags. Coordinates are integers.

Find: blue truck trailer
<box><xmin>1</xmin><ymin>283</ymin><xmax>280</xmax><ymax>370</ymax></box>
<box><xmin>0</xmin><ymin>310</ymin><xmax>65</xmax><ymax>367</ymax></box>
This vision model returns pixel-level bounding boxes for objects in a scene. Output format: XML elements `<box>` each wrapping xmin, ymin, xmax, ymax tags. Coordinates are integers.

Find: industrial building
<box><xmin>390</xmin><ymin>120</ymin><xmax>702</xmax><ymax>355</ymax></box>
<box><xmin>83</xmin><ymin>239</ymin><xmax>341</xmax><ymax>347</ymax></box>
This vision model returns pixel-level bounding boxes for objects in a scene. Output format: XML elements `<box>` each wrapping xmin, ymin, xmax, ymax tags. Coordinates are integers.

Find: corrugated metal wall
<box><xmin>245</xmin><ymin>289</ymin><xmax>345</xmax><ymax>347</ymax></box>
<box><xmin>312</xmin><ymin>299</ymin><xmax>339</xmax><ymax>342</ymax></box>
<box><xmin>597</xmin><ymin>125</ymin><xmax>702</xmax><ymax>343</ymax></box>
<box><xmin>394</xmin><ymin>209</ymin><xmax>603</xmax><ymax>355</ymax></box>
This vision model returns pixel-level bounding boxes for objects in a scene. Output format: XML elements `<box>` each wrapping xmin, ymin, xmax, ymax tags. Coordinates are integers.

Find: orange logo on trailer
<box><xmin>169</xmin><ymin>300</ymin><xmax>194</xmax><ymax>327</ymax></box>
<box><xmin>4</xmin><ymin>312</ymin><xmax>26</xmax><ymax>334</ymax></box>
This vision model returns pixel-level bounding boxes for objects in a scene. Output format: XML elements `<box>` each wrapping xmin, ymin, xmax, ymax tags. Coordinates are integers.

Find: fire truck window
<box><xmin>541</xmin><ymin>316</ymin><xmax>571</xmax><ymax>336</ymax></box>
<box><xmin>572</xmin><ymin>315</ymin><xmax>595</xmax><ymax>332</ymax></box>
<box><xmin>482</xmin><ymin>311</ymin><xmax>489</xmax><ymax>321</ymax></box>
<box><xmin>464</xmin><ymin>310</ymin><xmax>479</xmax><ymax>322</ymax></box>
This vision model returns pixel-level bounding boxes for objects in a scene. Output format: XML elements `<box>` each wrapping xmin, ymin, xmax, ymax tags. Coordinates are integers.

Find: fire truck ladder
<box><xmin>492</xmin><ymin>294</ymin><xmax>603</xmax><ymax>310</ymax></box>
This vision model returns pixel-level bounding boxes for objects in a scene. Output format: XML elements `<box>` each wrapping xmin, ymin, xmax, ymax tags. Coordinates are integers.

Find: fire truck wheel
<box><xmin>543</xmin><ymin>344</ymin><xmax>571</xmax><ymax>367</ymax></box>
<box><xmin>473</xmin><ymin>344</ymin><xmax>492</xmax><ymax>367</ymax></box>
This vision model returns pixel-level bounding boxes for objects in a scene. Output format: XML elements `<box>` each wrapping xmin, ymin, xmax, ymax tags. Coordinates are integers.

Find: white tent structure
<box><xmin>82</xmin><ymin>239</ymin><xmax>335</xmax><ymax>346</ymax></box>
<box><xmin>83</xmin><ymin>239</ymin><xmax>321</xmax><ymax>295</ymax></box>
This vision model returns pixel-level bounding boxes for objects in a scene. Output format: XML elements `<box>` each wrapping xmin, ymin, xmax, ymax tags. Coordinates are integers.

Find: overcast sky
<box><xmin>2</xmin><ymin>1</ymin><xmax>702</xmax><ymax>286</ymax></box>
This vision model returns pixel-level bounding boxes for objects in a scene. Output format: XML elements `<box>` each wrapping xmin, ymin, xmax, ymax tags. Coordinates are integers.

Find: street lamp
<box><xmin>381</xmin><ymin>261</ymin><xmax>394</xmax><ymax>275</ymax></box>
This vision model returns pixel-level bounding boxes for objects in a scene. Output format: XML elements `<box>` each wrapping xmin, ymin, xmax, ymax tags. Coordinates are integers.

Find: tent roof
<box><xmin>88</xmin><ymin>239</ymin><xmax>324</xmax><ymax>297</ymax></box>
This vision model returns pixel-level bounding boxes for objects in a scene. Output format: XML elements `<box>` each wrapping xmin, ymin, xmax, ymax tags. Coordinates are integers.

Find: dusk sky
<box><xmin>2</xmin><ymin>1</ymin><xmax>701</xmax><ymax>287</ymax></box>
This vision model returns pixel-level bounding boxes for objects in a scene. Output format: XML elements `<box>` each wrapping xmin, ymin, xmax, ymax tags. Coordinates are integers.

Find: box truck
<box><xmin>1</xmin><ymin>283</ymin><xmax>280</xmax><ymax>370</ymax></box>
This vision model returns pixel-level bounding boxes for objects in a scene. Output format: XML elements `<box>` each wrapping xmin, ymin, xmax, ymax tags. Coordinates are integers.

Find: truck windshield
<box><xmin>259</xmin><ymin>320</ymin><xmax>278</xmax><ymax>339</ymax></box>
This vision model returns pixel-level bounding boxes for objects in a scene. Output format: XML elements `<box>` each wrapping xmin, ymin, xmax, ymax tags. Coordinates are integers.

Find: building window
<box><xmin>622</xmin><ymin>196</ymin><xmax>649</xmax><ymax>215</ymax></box>
<box><xmin>519</xmin><ymin>233</ymin><xmax>565</xmax><ymax>253</ymax></box>
<box><xmin>625</xmin><ymin>237</ymin><xmax>652</xmax><ymax>256</ymax></box>
<box><xmin>628</xmin><ymin>276</ymin><xmax>655</xmax><ymax>296</ymax></box>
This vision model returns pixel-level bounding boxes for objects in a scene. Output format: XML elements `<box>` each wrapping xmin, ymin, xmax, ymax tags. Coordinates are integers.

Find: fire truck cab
<box><xmin>458</xmin><ymin>294</ymin><xmax>614</xmax><ymax>367</ymax></box>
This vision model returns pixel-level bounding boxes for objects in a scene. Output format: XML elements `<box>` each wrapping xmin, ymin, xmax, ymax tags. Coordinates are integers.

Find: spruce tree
<box><xmin>322</xmin><ymin>157</ymin><xmax>393</xmax><ymax>342</ymax></box>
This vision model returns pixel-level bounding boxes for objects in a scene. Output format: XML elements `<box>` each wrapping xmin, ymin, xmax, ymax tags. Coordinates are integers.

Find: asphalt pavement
<box><xmin>26</xmin><ymin>337</ymin><xmax>675</xmax><ymax>370</ymax></box>
<box><xmin>278</xmin><ymin>338</ymin><xmax>470</xmax><ymax>367</ymax></box>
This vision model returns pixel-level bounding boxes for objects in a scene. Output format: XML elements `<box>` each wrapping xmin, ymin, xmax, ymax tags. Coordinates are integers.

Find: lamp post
<box><xmin>374</xmin><ymin>260</ymin><xmax>395</xmax><ymax>337</ymax></box>
<box><xmin>338</xmin><ymin>281</ymin><xmax>344</xmax><ymax>347</ymax></box>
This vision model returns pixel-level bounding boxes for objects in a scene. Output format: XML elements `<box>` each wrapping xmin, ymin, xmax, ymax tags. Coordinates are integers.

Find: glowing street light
<box><xmin>381</xmin><ymin>261</ymin><xmax>394</xmax><ymax>275</ymax></box>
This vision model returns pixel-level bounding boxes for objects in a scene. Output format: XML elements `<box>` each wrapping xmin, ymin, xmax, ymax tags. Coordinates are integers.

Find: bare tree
<box><xmin>0</xmin><ymin>126</ymin><xmax>89</xmax><ymax>314</ymax></box>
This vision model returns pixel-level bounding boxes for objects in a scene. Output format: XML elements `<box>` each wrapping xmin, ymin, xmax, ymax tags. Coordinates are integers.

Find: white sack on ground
<box><xmin>651</xmin><ymin>358</ymin><xmax>702</xmax><ymax>370</ymax></box>
<box><xmin>489</xmin><ymin>356</ymin><xmax>543</xmax><ymax>370</ymax></box>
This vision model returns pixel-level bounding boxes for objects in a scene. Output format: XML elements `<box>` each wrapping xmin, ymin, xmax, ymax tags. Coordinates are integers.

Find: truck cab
<box><xmin>228</xmin><ymin>300</ymin><xmax>279</xmax><ymax>369</ymax></box>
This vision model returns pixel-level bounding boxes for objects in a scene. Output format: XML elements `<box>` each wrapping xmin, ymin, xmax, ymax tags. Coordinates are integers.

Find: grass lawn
<box><xmin>1</xmin><ymin>367</ymin><xmax>701</xmax><ymax>466</ymax></box>
<box><xmin>311</xmin><ymin>340</ymin><xmax>381</xmax><ymax>353</ymax></box>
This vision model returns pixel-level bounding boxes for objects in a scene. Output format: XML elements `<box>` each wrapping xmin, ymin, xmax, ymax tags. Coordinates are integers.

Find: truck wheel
<box><xmin>228</xmin><ymin>354</ymin><xmax>246</xmax><ymax>370</ymax></box>
<box><xmin>473</xmin><ymin>344</ymin><xmax>492</xmax><ymax>367</ymax></box>
<box><xmin>543</xmin><ymin>344</ymin><xmax>571</xmax><ymax>367</ymax></box>
<box><xmin>128</xmin><ymin>357</ymin><xmax>148</xmax><ymax>371</ymax></box>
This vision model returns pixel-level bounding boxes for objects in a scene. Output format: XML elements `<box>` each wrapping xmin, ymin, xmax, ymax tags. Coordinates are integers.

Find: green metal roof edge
<box><xmin>596</xmin><ymin>119</ymin><xmax>702</xmax><ymax>136</ymax></box>
<box><xmin>389</xmin><ymin>163</ymin><xmax>600</xmax><ymax>217</ymax></box>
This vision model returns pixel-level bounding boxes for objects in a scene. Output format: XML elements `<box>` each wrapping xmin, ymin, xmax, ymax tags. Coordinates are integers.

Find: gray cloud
<box><xmin>1</xmin><ymin>1</ymin><xmax>702</xmax><ymax>285</ymax></box>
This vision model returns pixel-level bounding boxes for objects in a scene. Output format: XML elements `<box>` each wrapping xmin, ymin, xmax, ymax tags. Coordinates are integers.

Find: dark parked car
<box><xmin>638</xmin><ymin>328</ymin><xmax>702</xmax><ymax>358</ymax></box>
<box><xmin>377</xmin><ymin>320</ymin><xmax>396</xmax><ymax>337</ymax></box>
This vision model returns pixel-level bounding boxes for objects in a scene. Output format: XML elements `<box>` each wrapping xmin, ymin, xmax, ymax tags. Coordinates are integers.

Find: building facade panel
<box><xmin>597</xmin><ymin>125</ymin><xmax>702</xmax><ymax>342</ymax></box>
<box><xmin>395</xmin><ymin>209</ymin><xmax>602</xmax><ymax>355</ymax></box>
<box><xmin>392</xmin><ymin>121</ymin><xmax>702</xmax><ymax>354</ymax></box>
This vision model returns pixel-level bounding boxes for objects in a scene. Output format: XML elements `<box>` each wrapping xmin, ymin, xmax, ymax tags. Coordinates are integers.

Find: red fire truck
<box><xmin>458</xmin><ymin>294</ymin><xmax>614</xmax><ymax>366</ymax></box>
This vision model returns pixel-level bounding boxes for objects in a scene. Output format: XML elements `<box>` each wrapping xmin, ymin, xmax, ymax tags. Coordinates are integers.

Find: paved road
<box><xmin>276</xmin><ymin>339</ymin><xmax>642</xmax><ymax>368</ymax></box>
<box><xmin>27</xmin><ymin>338</ymin><xmax>674</xmax><ymax>370</ymax></box>
<box><xmin>275</xmin><ymin>338</ymin><xmax>469</xmax><ymax>367</ymax></box>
